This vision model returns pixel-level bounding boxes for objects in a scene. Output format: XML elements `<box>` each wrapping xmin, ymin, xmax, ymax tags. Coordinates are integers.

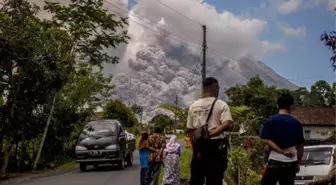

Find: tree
<box><xmin>104</xmin><ymin>100</ymin><xmax>138</xmax><ymax>127</ymax></box>
<box><xmin>0</xmin><ymin>0</ymin><xmax>129</xmax><ymax>173</ymax></box>
<box><xmin>32</xmin><ymin>0</ymin><xmax>129</xmax><ymax>171</ymax></box>
<box><xmin>149</xmin><ymin>114</ymin><xmax>174</xmax><ymax>130</ymax></box>
<box><xmin>327</xmin><ymin>82</ymin><xmax>336</xmax><ymax>107</ymax></box>
<box><xmin>225</xmin><ymin>75</ymin><xmax>279</xmax><ymax>134</ymax></box>
<box><xmin>158</xmin><ymin>103</ymin><xmax>189</xmax><ymax>129</ymax></box>
<box><xmin>292</xmin><ymin>87</ymin><xmax>309</xmax><ymax>107</ymax></box>
<box><xmin>131</xmin><ymin>104</ymin><xmax>143</xmax><ymax>115</ymax></box>
<box><xmin>0</xmin><ymin>0</ymin><xmax>74</xmax><ymax>173</ymax></box>
<box><xmin>321</xmin><ymin>31</ymin><xmax>336</xmax><ymax>71</ymax></box>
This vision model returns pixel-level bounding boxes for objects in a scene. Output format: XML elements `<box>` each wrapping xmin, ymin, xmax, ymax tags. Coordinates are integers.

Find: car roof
<box><xmin>87</xmin><ymin>119</ymin><xmax>121</xmax><ymax>125</ymax></box>
<box><xmin>304</xmin><ymin>145</ymin><xmax>336</xmax><ymax>149</ymax></box>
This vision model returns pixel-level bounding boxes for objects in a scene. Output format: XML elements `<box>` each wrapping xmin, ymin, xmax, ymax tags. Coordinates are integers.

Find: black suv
<box><xmin>75</xmin><ymin>119</ymin><xmax>135</xmax><ymax>171</ymax></box>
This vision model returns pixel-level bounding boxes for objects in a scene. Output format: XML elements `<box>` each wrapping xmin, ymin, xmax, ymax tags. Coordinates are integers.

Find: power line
<box><xmin>152</xmin><ymin>0</ymin><xmax>233</xmax><ymax>59</ymax></box>
<box><xmin>107</xmin><ymin>0</ymin><xmax>234</xmax><ymax>64</ymax></box>
<box><xmin>155</xmin><ymin>0</ymin><xmax>200</xmax><ymax>25</ymax></box>
<box><xmin>108</xmin><ymin>0</ymin><xmax>201</xmax><ymax>45</ymax></box>
<box><xmin>106</xmin><ymin>0</ymin><xmax>331</xmax><ymax>85</ymax></box>
<box><xmin>105</xmin><ymin>0</ymin><xmax>201</xmax><ymax>47</ymax></box>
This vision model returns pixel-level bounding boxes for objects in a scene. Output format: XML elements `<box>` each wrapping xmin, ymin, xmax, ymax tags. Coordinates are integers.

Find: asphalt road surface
<box><xmin>10</xmin><ymin>140</ymin><xmax>185</xmax><ymax>185</ymax></box>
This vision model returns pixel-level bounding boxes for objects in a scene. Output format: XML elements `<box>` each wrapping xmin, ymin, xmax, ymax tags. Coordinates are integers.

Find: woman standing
<box><xmin>163</xmin><ymin>135</ymin><xmax>181</xmax><ymax>185</ymax></box>
<box><xmin>138</xmin><ymin>133</ymin><xmax>150</xmax><ymax>185</ymax></box>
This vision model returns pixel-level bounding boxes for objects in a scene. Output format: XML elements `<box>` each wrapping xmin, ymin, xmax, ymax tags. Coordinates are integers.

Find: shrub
<box><xmin>225</xmin><ymin>146</ymin><xmax>262</xmax><ymax>185</ymax></box>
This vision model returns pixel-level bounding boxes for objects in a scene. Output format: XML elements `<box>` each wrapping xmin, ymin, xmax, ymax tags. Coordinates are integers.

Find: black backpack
<box><xmin>192</xmin><ymin>98</ymin><xmax>218</xmax><ymax>158</ymax></box>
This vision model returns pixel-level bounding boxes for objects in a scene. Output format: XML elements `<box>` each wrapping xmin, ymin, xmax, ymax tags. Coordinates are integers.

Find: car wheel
<box><xmin>80</xmin><ymin>163</ymin><xmax>87</xmax><ymax>172</ymax></box>
<box><xmin>117</xmin><ymin>157</ymin><xmax>125</xmax><ymax>170</ymax></box>
<box><xmin>126</xmin><ymin>153</ymin><xmax>133</xmax><ymax>166</ymax></box>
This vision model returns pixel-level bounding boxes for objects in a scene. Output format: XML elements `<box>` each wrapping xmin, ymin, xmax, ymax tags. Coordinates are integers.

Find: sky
<box><xmin>123</xmin><ymin>0</ymin><xmax>336</xmax><ymax>88</ymax></box>
<box><xmin>208</xmin><ymin>0</ymin><xmax>336</xmax><ymax>88</ymax></box>
<box><xmin>33</xmin><ymin>0</ymin><xmax>336</xmax><ymax>89</ymax></box>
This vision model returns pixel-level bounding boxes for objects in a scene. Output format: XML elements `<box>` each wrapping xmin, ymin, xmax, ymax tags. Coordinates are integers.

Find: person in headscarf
<box><xmin>163</xmin><ymin>135</ymin><xmax>181</xmax><ymax>185</ymax></box>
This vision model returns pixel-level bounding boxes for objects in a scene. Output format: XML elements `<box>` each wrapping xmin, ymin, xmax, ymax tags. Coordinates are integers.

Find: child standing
<box><xmin>139</xmin><ymin>133</ymin><xmax>150</xmax><ymax>185</ymax></box>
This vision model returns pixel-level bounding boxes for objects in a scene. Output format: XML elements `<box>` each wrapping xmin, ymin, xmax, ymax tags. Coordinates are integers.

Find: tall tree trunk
<box><xmin>32</xmin><ymin>95</ymin><xmax>56</xmax><ymax>171</ymax></box>
<box><xmin>1</xmin><ymin>142</ymin><xmax>11</xmax><ymax>174</ymax></box>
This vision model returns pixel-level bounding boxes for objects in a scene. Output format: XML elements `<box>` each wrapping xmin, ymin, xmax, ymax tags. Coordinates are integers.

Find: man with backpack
<box><xmin>187</xmin><ymin>77</ymin><xmax>233</xmax><ymax>185</ymax></box>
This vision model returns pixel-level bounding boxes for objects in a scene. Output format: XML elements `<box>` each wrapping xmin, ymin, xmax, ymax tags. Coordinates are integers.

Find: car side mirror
<box><xmin>119</xmin><ymin>132</ymin><xmax>126</xmax><ymax>141</ymax></box>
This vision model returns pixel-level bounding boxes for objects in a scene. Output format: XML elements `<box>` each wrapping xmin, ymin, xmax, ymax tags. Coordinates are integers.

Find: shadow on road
<box><xmin>80</xmin><ymin>164</ymin><xmax>140</xmax><ymax>173</ymax></box>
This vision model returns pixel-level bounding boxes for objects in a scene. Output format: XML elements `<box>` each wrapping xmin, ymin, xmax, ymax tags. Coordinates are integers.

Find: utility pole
<box><xmin>201</xmin><ymin>25</ymin><xmax>207</xmax><ymax>97</ymax></box>
<box><xmin>202</xmin><ymin>25</ymin><xmax>207</xmax><ymax>82</ymax></box>
<box><xmin>174</xmin><ymin>95</ymin><xmax>178</xmax><ymax>134</ymax></box>
<box><xmin>128</xmin><ymin>76</ymin><xmax>131</xmax><ymax>106</ymax></box>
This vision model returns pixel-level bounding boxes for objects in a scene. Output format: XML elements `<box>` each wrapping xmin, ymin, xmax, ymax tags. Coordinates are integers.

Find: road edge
<box><xmin>1</xmin><ymin>166</ymin><xmax>78</xmax><ymax>185</ymax></box>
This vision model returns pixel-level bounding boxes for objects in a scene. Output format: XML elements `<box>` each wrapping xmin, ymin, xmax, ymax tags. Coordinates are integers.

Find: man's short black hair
<box><xmin>277</xmin><ymin>94</ymin><xmax>294</xmax><ymax>110</ymax></box>
<box><xmin>154</xmin><ymin>126</ymin><xmax>163</xmax><ymax>134</ymax></box>
<box><xmin>202</xmin><ymin>77</ymin><xmax>218</xmax><ymax>89</ymax></box>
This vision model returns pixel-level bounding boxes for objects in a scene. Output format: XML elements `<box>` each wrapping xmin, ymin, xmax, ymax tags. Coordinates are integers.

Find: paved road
<box><xmin>9</xmin><ymin>140</ymin><xmax>185</xmax><ymax>185</ymax></box>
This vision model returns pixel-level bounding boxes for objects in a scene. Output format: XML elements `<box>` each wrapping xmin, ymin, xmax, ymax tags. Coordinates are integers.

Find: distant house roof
<box><xmin>291</xmin><ymin>107</ymin><xmax>336</xmax><ymax>126</ymax></box>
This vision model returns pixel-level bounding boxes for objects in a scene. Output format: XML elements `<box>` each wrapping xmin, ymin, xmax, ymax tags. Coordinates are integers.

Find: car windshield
<box><xmin>78</xmin><ymin>120</ymin><xmax>118</xmax><ymax>141</ymax></box>
<box><xmin>301</xmin><ymin>147</ymin><xmax>333</xmax><ymax>165</ymax></box>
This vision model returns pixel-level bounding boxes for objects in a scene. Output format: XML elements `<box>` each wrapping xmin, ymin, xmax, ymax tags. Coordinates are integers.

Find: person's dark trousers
<box><xmin>261</xmin><ymin>159</ymin><xmax>297</xmax><ymax>185</ymax></box>
<box><xmin>140</xmin><ymin>167</ymin><xmax>148</xmax><ymax>185</ymax></box>
<box><xmin>189</xmin><ymin>139</ymin><xmax>228</xmax><ymax>185</ymax></box>
<box><xmin>145</xmin><ymin>161</ymin><xmax>161</xmax><ymax>185</ymax></box>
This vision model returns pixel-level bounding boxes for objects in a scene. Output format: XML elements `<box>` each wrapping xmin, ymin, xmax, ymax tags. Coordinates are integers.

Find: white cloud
<box><xmin>124</xmin><ymin>0</ymin><xmax>284</xmax><ymax>61</ymax></box>
<box><xmin>29</xmin><ymin>0</ymin><xmax>295</xmax><ymax>122</ymax></box>
<box><xmin>265</xmin><ymin>0</ymin><xmax>335</xmax><ymax>15</ymax></box>
<box><xmin>279</xmin><ymin>25</ymin><xmax>307</xmax><ymax>38</ymax></box>
<box><xmin>31</xmin><ymin>0</ymin><xmax>284</xmax><ymax>61</ymax></box>
<box><xmin>327</xmin><ymin>0</ymin><xmax>335</xmax><ymax>10</ymax></box>
<box><xmin>277</xmin><ymin>0</ymin><xmax>302</xmax><ymax>15</ymax></box>
<box><xmin>261</xmin><ymin>41</ymin><xmax>286</xmax><ymax>55</ymax></box>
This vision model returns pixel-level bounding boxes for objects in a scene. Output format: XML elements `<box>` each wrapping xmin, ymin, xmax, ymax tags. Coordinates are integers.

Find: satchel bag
<box><xmin>192</xmin><ymin>98</ymin><xmax>218</xmax><ymax>158</ymax></box>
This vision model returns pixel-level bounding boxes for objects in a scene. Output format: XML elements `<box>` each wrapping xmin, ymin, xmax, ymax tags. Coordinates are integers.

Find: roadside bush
<box><xmin>225</xmin><ymin>146</ymin><xmax>261</xmax><ymax>185</ymax></box>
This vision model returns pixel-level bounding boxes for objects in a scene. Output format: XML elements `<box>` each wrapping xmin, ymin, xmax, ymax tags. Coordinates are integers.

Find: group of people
<box><xmin>139</xmin><ymin>76</ymin><xmax>335</xmax><ymax>185</ymax></box>
<box><xmin>138</xmin><ymin>127</ymin><xmax>181</xmax><ymax>185</ymax></box>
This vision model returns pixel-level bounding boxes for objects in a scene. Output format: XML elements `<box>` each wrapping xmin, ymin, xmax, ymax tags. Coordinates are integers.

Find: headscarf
<box><xmin>164</xmin><ymin>135</ymin><xmax>180</xmax><ymax>153</ymax></box>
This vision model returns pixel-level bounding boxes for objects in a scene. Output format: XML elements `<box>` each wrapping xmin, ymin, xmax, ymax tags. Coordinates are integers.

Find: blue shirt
<box><xmin>139</xmin><ymin>148</ymin><xmax>149</xmax><ymax>168</ymax></box>
<box><xmin>260</xmin><ymin>114</ymin><xmax>305</xmax><ymax>149</ymax></box>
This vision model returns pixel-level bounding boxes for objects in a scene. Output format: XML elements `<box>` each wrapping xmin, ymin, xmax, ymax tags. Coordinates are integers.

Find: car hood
<box><xmin>77</xmin><ymin>136</ymin><xmax>118</xmax><ymax>149</ymax></box>
<box><xmin>297</xmin><ymin>165</ymin><xmax>330</xmax><ymax>176</ymax></box>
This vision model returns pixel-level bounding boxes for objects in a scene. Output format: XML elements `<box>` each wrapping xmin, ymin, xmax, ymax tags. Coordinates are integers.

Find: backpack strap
<box><xmin>205</xmin><ymin>98</ymin><xmax>218</xmax><ymax>125</ymax></box>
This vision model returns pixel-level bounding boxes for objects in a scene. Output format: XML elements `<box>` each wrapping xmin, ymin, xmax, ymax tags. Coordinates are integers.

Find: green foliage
<box><xmin>225</xmin><ymin>75</ymin><xmax>336</xmax><ymax>135</ymax></box>
<box><xmin>231</xmin><ymin>106</ymin><xmax>250</xmax><ymax>117</ymax></box>
<box><xmin>104</xmin><ymin>100</ymin><xmax>138</xmax><ymax>127</ymax></box>
<box><xmin>225</xmin><ymin>146</ymin><xmax>261</xmax><ymax>185</ymax></box>
<box><xmin>149</xmin><ymin>114</ymin><xmax>174</xmax><ymax>130</ymax></box>
<box><xmin>0</xmin><ymin>0</ymin><xmax>128</xmax><ymax>174</ymax></box>
<box><xmin>321</xmin><ymin>31</ymin><xmax>336</xmax><ymax>70</ymax></box>
<box><xmin>158</xmin><ymin>103</ymin><xmax>188</xmax><ymax>128</ymax></box>
<box><xmin>44</xmin><ymin>0</ymin><xmax>130</xmax><ymax>66</ymax></box>
<box><xmin>131</xmin><ymin>104</ymin><xmax>143</xmax><ymax>115</ymax></box>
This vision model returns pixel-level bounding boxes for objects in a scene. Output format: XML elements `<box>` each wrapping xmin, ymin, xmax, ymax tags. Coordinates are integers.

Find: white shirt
<box><xmin>187</xmin><ymin>97</ymin><xmax>233</xmax><ymax>139</ymax></box>
<box><xmin>269</xmin><ymin>146</ymin><xmax>298</xmax><ymax>162</ymax></box>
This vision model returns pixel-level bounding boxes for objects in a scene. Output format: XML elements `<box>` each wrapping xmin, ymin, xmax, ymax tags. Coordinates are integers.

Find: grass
<box><xmin>159</xmin><ymin>148</ymin><xmax>192</xmax><ymax>185</ymax></box>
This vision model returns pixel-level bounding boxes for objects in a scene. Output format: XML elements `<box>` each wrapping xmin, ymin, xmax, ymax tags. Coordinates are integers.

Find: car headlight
<box><xmin>314</xmin><ymin>176</ymin><xmax>326</xmax><ymax>181</ymax></box>
<box><xmin>105</xmin><ymin>144</ymin><xmax>119</xmax><ymax>150</ymax></box>
<box><xmin>75</xmin><ymin>146</ymin><xmax>87</xmax><ymax>151</ymax></box>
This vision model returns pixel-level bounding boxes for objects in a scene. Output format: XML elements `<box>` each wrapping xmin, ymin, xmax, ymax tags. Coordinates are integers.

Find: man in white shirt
<box><xmin>187</xmin><ymin>77</ymin><xmax>233</xmax><ymax>185</ymax></box>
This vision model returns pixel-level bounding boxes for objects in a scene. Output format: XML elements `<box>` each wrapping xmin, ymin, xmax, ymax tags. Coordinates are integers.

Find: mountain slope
<box><xmin>111</xmin><ymin>45</ymin><xmax>297</xmax><ymax>121</ymax></box>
